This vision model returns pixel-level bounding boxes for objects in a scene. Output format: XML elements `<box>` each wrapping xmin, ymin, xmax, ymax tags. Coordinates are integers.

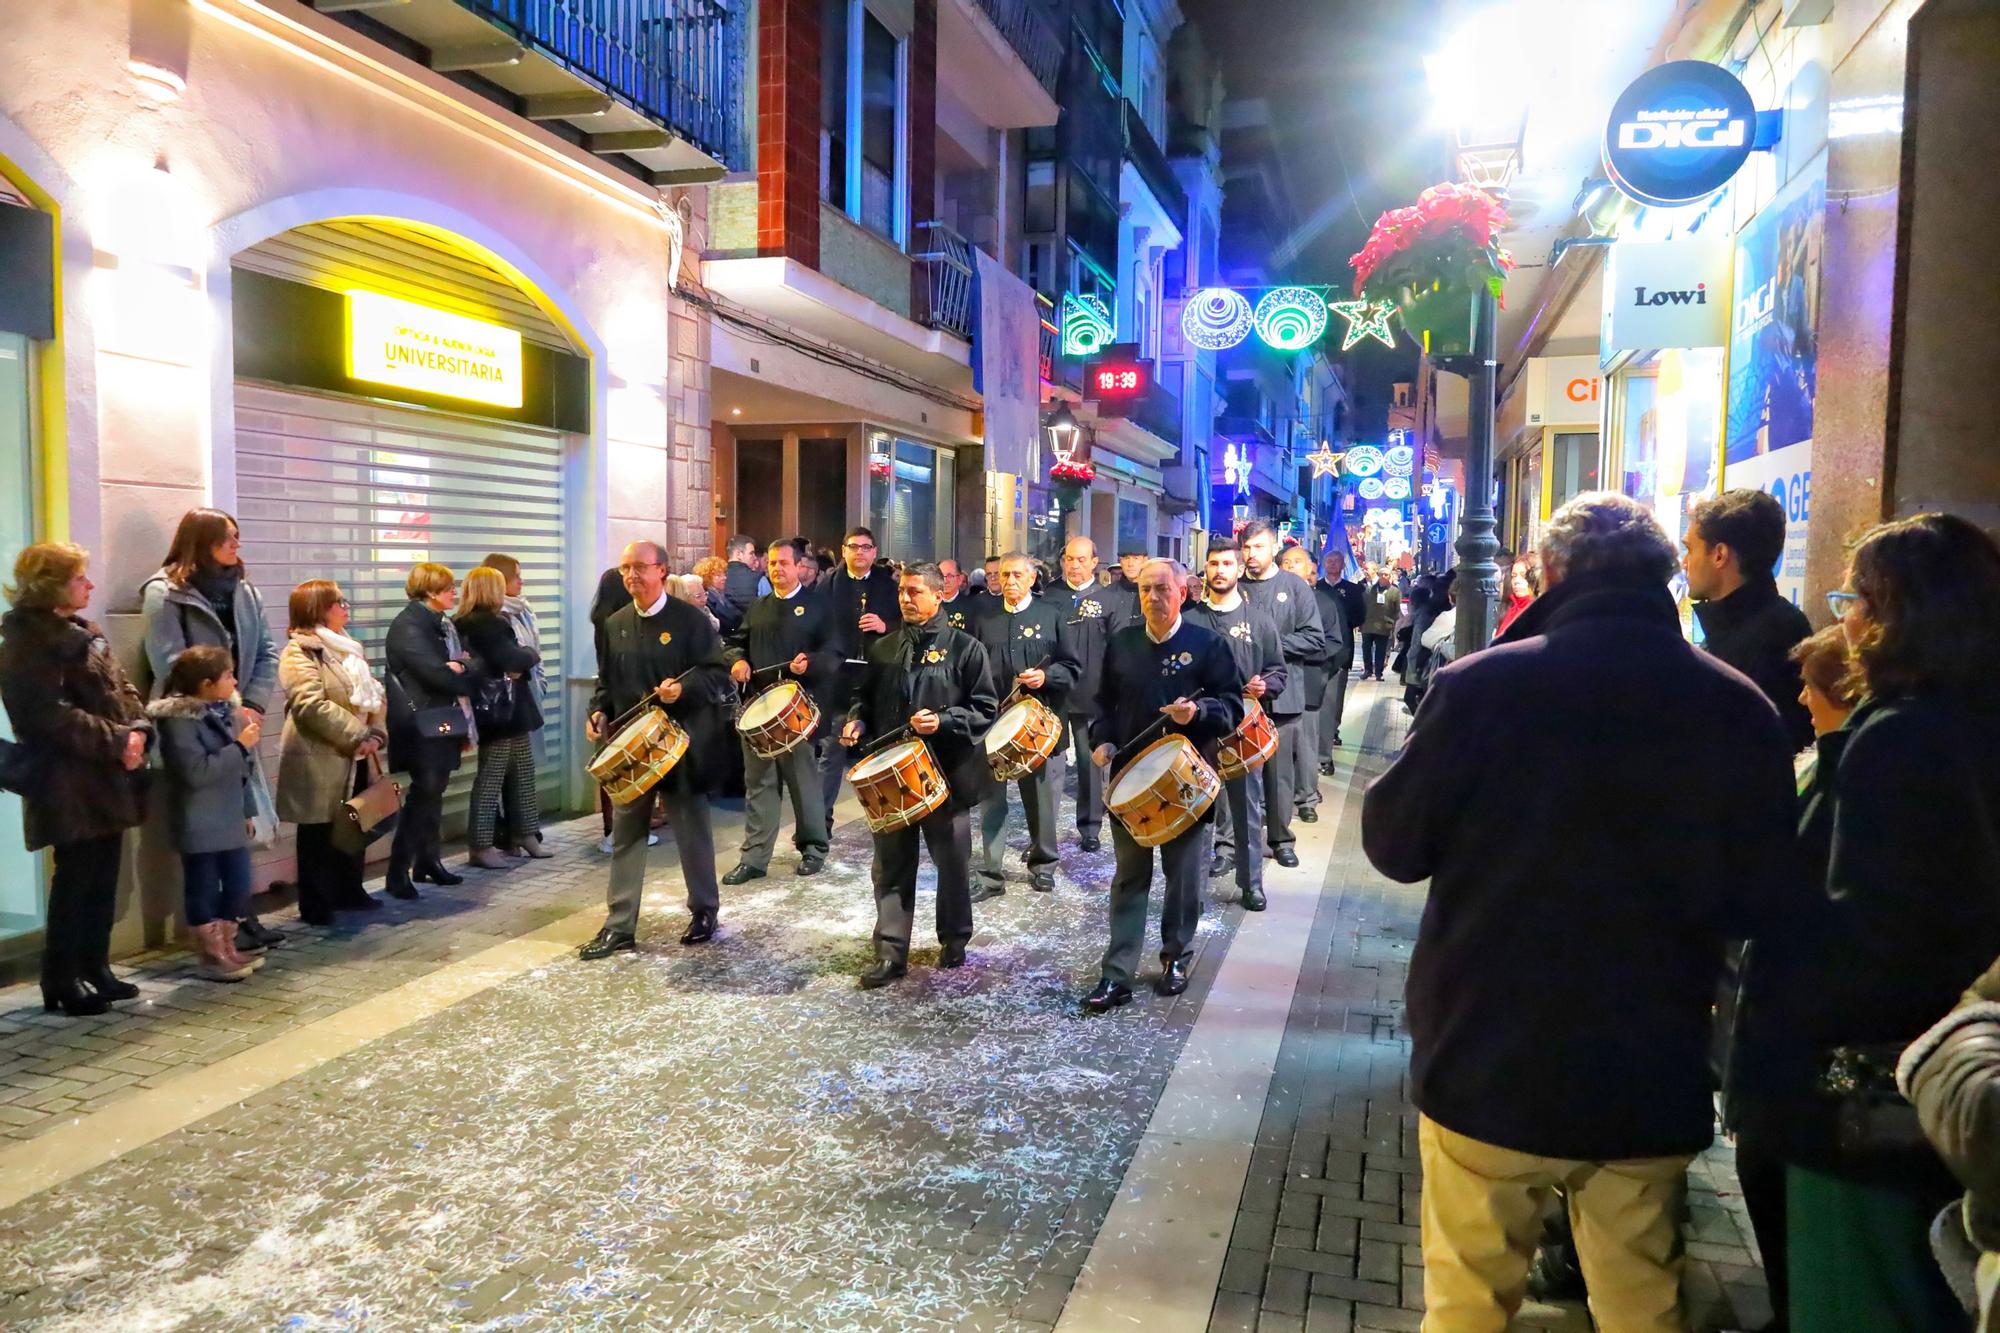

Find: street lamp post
<box><xmin>1453</xmin><ymin>305</ymin><xmax>1501</xmax><ymax>659</ymax></box>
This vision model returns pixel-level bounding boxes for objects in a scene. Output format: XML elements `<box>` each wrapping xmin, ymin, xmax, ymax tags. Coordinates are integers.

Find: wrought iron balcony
<box><xmin>319</xmin><ymin>0</ymin><xmax>748</xmax><ymax>181</ymax></box>
<box><xmin>912</xmin><ymin>220</ymin><xmax>975</xmax><ymax>341</ymax></box>
<box><xmin>966</xmin><ymin>0</ymin><xmax>1063</xmax><ymax>95</ymax></box>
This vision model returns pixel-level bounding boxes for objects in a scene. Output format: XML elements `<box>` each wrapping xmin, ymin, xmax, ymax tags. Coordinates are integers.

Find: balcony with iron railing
<box><xmin>319</xmin><ymin>0</ymin><xmax>748</xmax><ymax>182</ymax></box>
<box><xmin>966</xmin><ymin>0</ymin><xmax>1063</xmax><ymax>94</ymax></box>
<box><xmin>912</xmin><ymin>221</ymin><xmax>975</xmax><ymax>341</ymax></box>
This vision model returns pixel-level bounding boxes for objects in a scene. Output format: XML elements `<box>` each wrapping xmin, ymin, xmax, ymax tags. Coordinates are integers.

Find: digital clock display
<box><xmin>1089</xmin><ymin>360</ymin><xmax>1147</xmax><ymax>397</ymax></box>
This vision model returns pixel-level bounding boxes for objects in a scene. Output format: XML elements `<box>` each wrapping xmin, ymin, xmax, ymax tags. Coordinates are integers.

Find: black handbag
<box><xmin>395</xmin><ymin>669</ymin><xmax>468</xmax><ymax>742</ymax></box>
<box><xmin>472</xmin><ymin>673</ymin><xmax>518</xmax><ymax>732</ymax></box>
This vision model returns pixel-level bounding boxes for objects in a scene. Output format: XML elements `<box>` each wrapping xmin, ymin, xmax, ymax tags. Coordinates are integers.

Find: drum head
<box><xmin>1110</xmin><ymin>737</ymin><xmax>1188</xmax><ymax>803</ymax></box>
<box><xmin>740</xmin><ymin>682</ymin><xmax>799</xmax><ymax>728</ymax></box>
<box><xmin>983</xmin><ymin>701</ymin><xmax>1036</xmax><ymax>754</ymax></box>
<box><xmin>852</xmin><ymin>739</ymin><xmax>922</xmax><ymax>779</ymax></box>
<box><xmin>612</xmin><ymin>709</ymin><xmax>663</xmax><ymax>745</ymax></box>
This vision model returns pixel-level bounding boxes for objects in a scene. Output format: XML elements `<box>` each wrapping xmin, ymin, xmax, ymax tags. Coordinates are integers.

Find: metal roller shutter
<box><xmin>234</xmin><ymin>382</ymin><xmax>571</xmax><ymax>830</ymax></box>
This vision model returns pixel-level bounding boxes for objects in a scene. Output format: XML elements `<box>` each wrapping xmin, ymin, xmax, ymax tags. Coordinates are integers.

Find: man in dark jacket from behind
<box><xmin>1685</xmin><ymin>488</ymin><xmax>1814</xmax><ymax>751</ymax></box>
<box><xmin>723</xmin><ymin>534</ymin><xmax>763</xmax><ymax>621</ymax></box>
<box><xmin>1362</xmin><ymin>492</ymin><xmax>1801</xmax><ymax>1332</ymax></box>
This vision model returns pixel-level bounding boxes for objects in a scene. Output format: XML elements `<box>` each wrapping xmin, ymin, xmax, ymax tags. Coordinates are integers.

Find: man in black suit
<box><xmin>1317</xmin><ymin>549</ymin><xmax>1357</xmax><ymax>764</ymax></box>
<box><xmin>972</xmin><ymin>552</ymin><xmax>1081</xmax><ymax>897</ymax></box>
<box><xmin>1055</xmin><ymin>536</ymin><xmax>1136</xmax><ymax>853</ymax></box>
<box><xmin>723</xmin><ymin>533</ymin><xmax>763</xmax><ymax>619</ymax></box>
<box><xmin>816</xmin><ymin>525</ymin><xmax>902</xmax><ymax>809</ymax></box>
<box><xmin>582</xmin><ymin>541</ymin><xmax>730</xmax><ymax>958</ymax></box>
<box><xmin>1238</xmin><ymin>521</ymin><xmax>1325</xmax><ymax>868</ymax></box>
<box><xmin>1083</xmin><ymin>559</ymin><xmax>1245</xmax><ymax>1012</ymax></box>
<box><xmin>722</xmin><ymin>540</ymin><xmax>840</xmax><ymax>884</ymax></box>
<box><xmin>841</xmin><ymin>563</ymin><xmax>998</xmax><ymax>990</ymax></box>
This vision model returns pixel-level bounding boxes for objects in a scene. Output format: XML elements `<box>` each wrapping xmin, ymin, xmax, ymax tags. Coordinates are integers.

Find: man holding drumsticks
<box><xmin>580</xmin><ymin>541</ymin><xmax>730</xmax><ymax>959</ymax></box>
<box><xmin>722</xmin><ymin>540</ymin><xmax>841</xmax><ymax>885</ymax></box>
<box><xmin>841</xmin><ymin>563</ymin><xmax>998</xmax><ymax>990</ymax></box>
<box><xmin>1083</xmin><ymin>559</ymin><xmax>1244</xmax><ymax>1012</ymax></box>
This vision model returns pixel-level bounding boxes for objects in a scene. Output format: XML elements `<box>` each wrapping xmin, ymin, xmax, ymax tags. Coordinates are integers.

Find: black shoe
<box><xmin>796</xmin><ymin>855</ymin><xmax>826</xmax><ymax>877</ymax></box>
<box><xmin>969</xmin><ymin>881</ymin><xmax>1005</xmax><ymax>904</ymax></box>
<box><xmin>241</xmin><ymin>916</ymin><xmax>286</xmax><ymax>948</ymax></box>
<box><xmin>1209</xmin><ymin>852</ymin><xmax>1235</xmax><ymax>879</ymax></box>
<box><xmin>41</xmin><ymin>977</ymin><xmax>109</xmax><ymax>1017</ymax></box>
<box><xmin>1029</xmin><ymin>872</ymin><xmax>1055</xmax><ymax>893</ymax></box>
<box><xmin>859</xmin><ymin>960</ymin><xmax>907</xmax><ymax>989</ymax></box>
<box><xmin>1332</xmin><ymin>734</ymin><xmax>1344</xmax><ymax>748</ymax></box>
<box><xmin>415</xmin><ymin>862</ymin><xmax>465</xmax><ymax>887</ymax></box>
<box><xmin>1297</xmin><ymin>807</ymin><xmax>1318</xmax><ymax>824</ymax></box>
<box><xmin>1157</xmin><ymin>955</ymin><xmax>1191</xmax><ymax>996</ymax></box>
<box><xmin>939</xmin><ymin>941</ymin><xmax>967</xmax><ymax>969</ymax></box>
<box><xmin>1080</xmin><ymin>978</ymin><xmax>1133</xmax><ymax>1014</ymax></box>
<box><xmin>680</xmin><ymin>911</ymin><xmax>716</xmax><ymax>945</ymax></box>
<box><xmin>721</xmin><ymin>864</ymin><xmax>767</xmax><ymax>886</ymax></box>
<box><xmin>335</xmin><ymin>890</ymin><xmax>383</xmax><ymax>913</ymax></box>
<box><xmin>579</xmin><ymin>928</ymin><xmax>636</xmax><ymax>961</ymax></box>
<box><xmin>1319</xmin><ymin>760</ymin><xmax>1337</xmax><ymax>776</ymax></box>
<box><xmin>1275</xmin><ymin>847</ymin><xmax>1300</xmax><ymax>868</ymax></box>
<box><xmin>1078</xmin><ymin>834</ymin><xmax>1101</xmax><ymax>853</ymax></box>
<box><xmin>1241</xmin><ymin>887</ymin><xmax>1268</xmax><ymax>912</ymax></box>
<box><xmin>384</xmin><ymin>872</ymin><xmax>420</xmax><ymax>901</ymax></box>
<box><xmin>81</xmin><ymin>963</ymin><xmax>140</xmax><ymax>1002</ymax></box>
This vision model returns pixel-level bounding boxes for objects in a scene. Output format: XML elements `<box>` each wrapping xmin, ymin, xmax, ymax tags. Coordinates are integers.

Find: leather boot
<box><xmin>193</xmin><ymin>922</ymin><xmax>256</xmax><ymax>982</ymax></box>
<box><xmin>211</xmin><ymin>920</ymin><xmax>264</xmax><ymax>975</ymax></box>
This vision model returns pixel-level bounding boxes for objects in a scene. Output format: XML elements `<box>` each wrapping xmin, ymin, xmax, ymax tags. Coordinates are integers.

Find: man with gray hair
<box><xmin>1361</xmin><ymin>492</ymin><xmax>1800</xmax><ymax>1330</ymax></box>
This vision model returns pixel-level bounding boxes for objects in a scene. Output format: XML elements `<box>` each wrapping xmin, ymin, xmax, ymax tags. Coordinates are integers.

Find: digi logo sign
<box><xmin>1604</xmin><ymin>61</ymin><xmax>1758</xmax><ymax>208</ymax></box>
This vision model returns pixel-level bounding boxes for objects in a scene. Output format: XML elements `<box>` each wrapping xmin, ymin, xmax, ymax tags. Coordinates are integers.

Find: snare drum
<box><xmin>1107</xmin><ymin>735</ymin><xmax>1220</xmax><ymax>848</ymax></box>
<box><xmin>983</xmin><ymin>696</ymin><xmax>1063</xmax><ymax>782</ymax></box>
<box><xmin>586</xmin><ymin>707</ymin><xmax>690</xmax><ymax>805</ymax></box>
<box><xmin>847</xmin><ymin>739</ymin><xmax>949</xmax><ymax>834</ymax></box>
<box><xmin>737</xmin><ymin>680</ymin><xmax>820</xmax><ymax>759</ymax></box>
<box><xmin>1214</xmin><ymin>698</ymin><xmax>1279</xmax><ymax>782</ymax></box>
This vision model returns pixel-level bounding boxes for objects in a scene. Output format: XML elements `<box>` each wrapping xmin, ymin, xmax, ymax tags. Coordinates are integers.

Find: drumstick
<box><xmin>1112</xmin><ymin>688</ymin><xmax>1210</xmax><ymax>771</ymax></box>
<box><xmin>604</xmin><ymin>666</ymin><xmax>705</xmax><ymax>734</ymax></box>
<box><xmin>854</xmin><ymin>721</ymin><xmax>914</xmax><ymax>759</ymax></box>
<box><xmin>997</xmin><ymin>654</ymin><xmax>1054</xmax><ymax>712</ymax></box>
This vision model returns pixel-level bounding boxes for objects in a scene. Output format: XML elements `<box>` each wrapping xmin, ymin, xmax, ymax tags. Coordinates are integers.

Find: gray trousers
<box><xmin>1319</xmin><ymin>668</ymin><xmax>1349</xmax><ymax>755</ymax></box>
<box><xmin>816</xmin><ymin>732</ymin><xmax>846</xmax><ymax>814</ymax></box>
<box><xmin>1067</xmin><ymin>715</ymin><xmax>1103</xmax><ymax>838</ymax></box>
<box><xmin>872</xmin><ymin>806</ymin><xmax>974</xmax><ymax>962</ymax></box>
<box><xmin>739</xmin><ymin>738</ymin><xmax>830</xmax><ymax>870</ymax></box>
<box><xmin>1261</xmin><ymin>713</ymin><xmax>1304</xmax><ymax>850</ymax></box>
<box><xmin>1101</xmin><ymin>819</ymin><xmax>1208</xmax><ymax>985</ymax></box>
<box><xmin>1292</xmin><ymin>702</ymin><xmax>1322</xmax><ymax>810</ymax></box>
<box><xmin>980</xmin><ymin>758</ymin><xmax>1060</xmax><ymax>885</ymax></box>
<box><xmin>606</xmin><ymin>784</ymin><xmax>718</xmax><ymax>934</ymax></box>
<box><xmin>1211</xmin><ymin>775</ymin><xmax>1265</xmax><ymax>894</ymax></box>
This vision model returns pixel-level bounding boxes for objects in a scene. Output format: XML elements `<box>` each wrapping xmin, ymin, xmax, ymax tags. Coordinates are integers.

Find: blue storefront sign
<box><xmin>1603</xmin><ymin>61</ymin><xmax>1758</xmax><ymax>208</ymax></box>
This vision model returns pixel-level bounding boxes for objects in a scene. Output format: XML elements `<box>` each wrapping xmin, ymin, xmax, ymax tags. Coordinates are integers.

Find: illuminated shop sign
<box><xmin>347</xmin><ymin>290</ymin><xmax>523</xmax><ymax>408</ymax></box>
<box><xmin>1603</xmin><ymin>61</ymin><xmax>1758</xmax><ymax>208</ymax></box>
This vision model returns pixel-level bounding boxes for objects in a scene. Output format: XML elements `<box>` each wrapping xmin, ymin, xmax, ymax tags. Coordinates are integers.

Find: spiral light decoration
<box><xmin>1253</xmin><ymin>287</ymin><xmax>1329</xmax><ymax>352</ymax></box>
<box><xmin>1180</xmin><ymin>288</ymin><xmax>1254</xmax><ymax>351</ymax></box>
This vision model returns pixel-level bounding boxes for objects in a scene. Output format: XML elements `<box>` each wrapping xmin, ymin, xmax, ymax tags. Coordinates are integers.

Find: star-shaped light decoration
<box><xmin>1330</xmin><ymin>298</ymin><xmax>1398</xmax><ymax>352</ymax></box>
<box><xmin>1307</xmin><ymin>442</ymin><xmax>1345</xmax><ymax>480</ymax></box>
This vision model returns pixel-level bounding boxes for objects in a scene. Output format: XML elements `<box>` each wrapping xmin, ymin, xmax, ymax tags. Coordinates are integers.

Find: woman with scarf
<box><xmin>276</xmin><ymin>580</ymin><xmax>388</xmax><ymax>924</ymax></box>
<box><xmin>1495</xmin><ymin>556</ymin><xmax>1541</xmax><ymax>636</ymax></box>
<box><xmin>141</xmin><ymin>508</ymin><xmax>284</xmax><ymax>953</ymax></box>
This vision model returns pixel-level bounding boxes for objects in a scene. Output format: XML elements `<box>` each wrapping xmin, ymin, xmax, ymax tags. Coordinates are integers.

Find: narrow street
<box><xmin>0</xmin><ymin>686</ymin><xmax>1768</xmax><ymax>1332</ymax></box>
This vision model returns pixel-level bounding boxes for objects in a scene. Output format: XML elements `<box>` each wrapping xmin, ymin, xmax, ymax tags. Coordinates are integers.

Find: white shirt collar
<box><xmin>637</xmin><ymin>590</ymin><xmax>669</xmax><ymax>617</ymax></box>
<box><xmin>1065</xmin><ymin>578</ymin><xmax>1093</xmax><ymax>593</ymax></box>
<box><xmin>1146</xmin><ymin>615</ymin><xmax>1183</xmax><ymax>645</ymax></box>
<box><xmin>1003</xmin><ymin>595</ymin><xmax>1032</xmax><ymax>614</ymax></box>
<box><xmin>1204</xmin><ymin>589</ymin><xmax>1244</xmax><ymax>613</ymax></box>
<box><xmin>775</xmin><ymin>583</ymin><xmax>803</xmax><ymax>601</ymax></box>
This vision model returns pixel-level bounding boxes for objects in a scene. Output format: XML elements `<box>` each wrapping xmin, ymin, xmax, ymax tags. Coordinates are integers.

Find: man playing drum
<box><xmin>1237</xmin><ymin>521</ymin><xmax>1325</xmax><ymax>869</ymax></box>
<box><xmin>972</xmin><ymin>552</ymin><xmax>1081</xmax><ymax>898</ymax></box>
<box><xmin>581</xmin><ymin>541</ymin><xmax>730</xmax><ymax>959</ymax></box>
<box><xmin>817</xmin><ymin>526</ymin><xmax>903</xmax><ymax>812</ymax></box>
<box><xmin>1084</xmin><ymin>559</ymin><xmax>1245</xmax><ymax>1012</ymax></box>
<box><xmin>722</xmin><ymin>540</ymin><xmax>841</xmax><ymax>884</ymax></box>
<box><xmin>841</xmin><ymin>563</ymin><xmax>998</xmax><ymax>990</ymax></box>
<box><xmin>1056</xmin><ymin>536</ymin><xmax>1137</xmax><ymax>854</ymax></box>
<box><xmin>1185</xmin><ymin>538</ymin><xmax>1287</xmax><ymax>913</ymax></box>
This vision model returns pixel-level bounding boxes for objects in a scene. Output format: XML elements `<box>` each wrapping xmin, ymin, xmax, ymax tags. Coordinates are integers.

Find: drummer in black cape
<box><xmin>971</xmin><ymin>551</ymin><xmax>1081</xmax><ymax>898</ymax></box>
<box><xmin>1184</xmin><ymin>538</ymin><xmax>1285</xmax><ymax>912</ymax></box>
<box><xmin>937</xmin><ymin>558</ymin><xmax>979</xmax><ymax>631</ymax></box>
<box><xmin>1236</xmin><ymin>521</ymin><xmax>1324</xmax><ymax>869</ymax></box>
<box><xmin>1056</xmin><ymin>536</ymin><xmax>1137</xmax><ymax>853</ymax></box>
<box><xmin>840</xmin><ymin>561</ymin><xmax>998</xmax><ymax>990</ymax></box>
<box><xmin>1084</xmin><ymin>558</ymin><xmax>1245</xmax><ymax>1012</ymax></box>
<box><xmin>721</xmin><ymin>540</ymin><xmax>839</xmax><ymax>884</ymax></box>
<box><xmin>817</xmin><ymin>526</ymin><xmax>902</xmax><ymax>811</ymax></box>
<box><xmin>580</xmin><ymin>541</ymin><xmax>729</xmax><ymax>959</ymax></box>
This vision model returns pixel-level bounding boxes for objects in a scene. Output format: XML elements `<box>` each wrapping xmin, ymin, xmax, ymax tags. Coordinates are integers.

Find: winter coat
<box><xmin>846</xmin><ymin>618</ymin><xmax>998</xmax><ymax>816</ymax></box>
<box><xmin>1693</xmin><ymin>577</ymin><xmax>1814</xmax><ymax>751</ymax></box>
<box><xmin>276</xmin><ymin>635</ymin><xmax>386</xmax><ymax>825</ymax></box>
<box><xmin>1360</xmin><ymin>581</ymin><xmax>1402</xmax><ymax>636</ymax></box>
<box><xmin>0</xmin><ymin>608</ymin><xmax>152</xmax><ymax>850</ymax></box>
<box><xmin>454</xmin><ymin>609</ymin><xmax>543</xmax><ymax>741</ymax></box>
<box><xmin>1735</xmin><ymin>689</ymin><xmax>2000</xmax><ymax>1182</ymax></box>
<box><xmin>384</xmin><ymin>599</ymin><xmax>475</xmax><ymax>774</ymax></box>
<box><xmin>148</xmin><ymin>696</ymin><xmax>257</xmax><ymax>855</ymax></box>
<box><xmin>723</xmin><ymin>562</ymin><xmax>762</xmax><ymax>620</ymax></box>
<box><xmin>139</xmin><ymin>570</ymin><xmax>280</xmax><ymax>713</ymax></box>
<box><xmin>1363</xmin><ymin>573</ymin><xmax>1802</xmax><ymax>1161</ymax></box>
<box><xmin>1055</xmin><ymin>578</ymin><xmax>1138</xmax><ymax>719</ymax></box>
<box><xmin>1240</xmin><ymin>569</ymin><xmax>1325</xmax><ymax>718</ymax></box>
<box><xmin>971</xmin><ymin>598</ymin><xmax>1082</xmax><ymax>724</ymax></box>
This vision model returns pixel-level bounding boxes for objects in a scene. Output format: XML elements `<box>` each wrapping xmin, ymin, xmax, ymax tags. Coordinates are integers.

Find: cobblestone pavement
<box><xmin>1209</xmin><ymin>688</ymin><xmax>1773</xmax><ymax>1333</ymax></box>
<box><xmin>0</xmin><ymin>773</ymin><xmax>1244</xmax><ymax>1331</ymax></box>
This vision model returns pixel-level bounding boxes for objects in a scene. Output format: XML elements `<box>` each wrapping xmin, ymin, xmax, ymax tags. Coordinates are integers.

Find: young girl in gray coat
<box><xmin>149</xmin><ymin>646</ymin><xmax>267</xmax><ymax>982</ymax></box>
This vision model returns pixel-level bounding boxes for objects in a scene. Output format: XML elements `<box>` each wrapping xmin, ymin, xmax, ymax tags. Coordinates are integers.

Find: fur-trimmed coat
<box><xmin>148</xmin><ymin>695</ymin><xmax>257</xmax><ymax>855</ymax></box>
<box><xmin>0</xmin><ymin>607</ymin><xmax>151</xmax><ymax>850</ymax></box>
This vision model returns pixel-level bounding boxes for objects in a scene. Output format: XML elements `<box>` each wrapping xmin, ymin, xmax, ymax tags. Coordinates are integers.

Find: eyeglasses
<box><xmin>843</xmin><ymin>541</ymin><xmax>876</xmax><ymax>552</ymax></box>
<box><xmin>333</xmin><ymin>598</ymin><xmax>351</xmax><ymax>608</ymax></box>
<box><xmin>1825</xmin><ymin>590</ymin><xmax>1861</xmax><ymax>620</ymax></box>
<box><xmin>619</xmin><ymin>562</ymin><xmax>662</xmax><ymax>574</ymax></box>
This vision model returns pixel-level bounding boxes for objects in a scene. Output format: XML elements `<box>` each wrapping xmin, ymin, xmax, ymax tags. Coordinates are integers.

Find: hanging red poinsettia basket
<box><xmin>1049</xmin><ymin>460</ymin><xmax>1096</xmax><ymax>486</ymax></box>
<box><xmin>1349</xmin><ymin>183</ymin><xmax>1515</xmax><ymax>359</ymax></box>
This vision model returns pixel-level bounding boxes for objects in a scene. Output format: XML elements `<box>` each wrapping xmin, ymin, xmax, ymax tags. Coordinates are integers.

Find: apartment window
<box><xmin>822</xmin><ymin>0</ymin><xmax>908</xmax><ymax>246</ymax></box>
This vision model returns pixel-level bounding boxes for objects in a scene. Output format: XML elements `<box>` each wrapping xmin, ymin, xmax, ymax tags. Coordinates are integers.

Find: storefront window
<box><xmin>867</xmin><ymin>434</ymin><xmax>954</xmax><ymax>562</ymax></box>
<box><xmin>1615</xmin><ymin>348</ymin><xmax>1723</xmax><ymax>550</ymax></box>
<box><xmin>1117</xmin><ymin>498</ymin><xmax>1148</xmax><ymax>559</ymax></box>
<box><xmin>1549</xmin><ymin>431</ymin><xmax>1601</xmax><ymax>513</ymax></box>
<box><xmin>0</xmin><ymin>331</ymin><xmax>39</xmax><ymax>941</ymax></box>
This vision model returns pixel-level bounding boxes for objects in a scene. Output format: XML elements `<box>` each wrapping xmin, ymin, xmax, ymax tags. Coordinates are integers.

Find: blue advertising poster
<box><xmin>1726</xmin><ymin>153</ymin><xmax>1826</xmax><ymax>464</ymax></box>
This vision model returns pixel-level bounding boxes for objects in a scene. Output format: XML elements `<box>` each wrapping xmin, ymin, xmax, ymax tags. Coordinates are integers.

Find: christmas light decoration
<box><xmin>1344</xmin><ymin>444</ymin><xmax>1385</xmax><ymax>478</ymax></box>
<box><xmin>1358</xmin><ymin>477</ymin><xmax>1387</xmax><ymax>500</ymax></box>
<box><xmin>1059</xmin><ymin>293</ymin><xmax>1115</xmax><ymax>358</ymax></box>
<box><xmin>1223</xmin><ymin>442</ymin><xmax>1253</xmax><ymax>493</ymax></box>
<box><xmin>1252</xmin><ymin>287</ymin><xmax>1329</xmax><ymax>352</ymax></box>
<box><xmin>1307</xmin><ymin>442</ymin><xmax>1345</xmax><ymax>480</ymax></box>
<box><xmin>1330</xmin><ymin>298</ymin><xmax>1398</xmax><ymax>351</ymax></box>
<box><xmin>1384</xmin><ymin>443</ymin><xmax>1416</xmax><ymax>477</ymax></box>
<box><xmin>1181</xmin><ymin>288</ymin><xmax>1254</xmax><ymax>351</ymax></box>
<box><xmin>1383</xmin><ymin>477</ymin><xmax>1412</xmax><ymax>500</ymax></box>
